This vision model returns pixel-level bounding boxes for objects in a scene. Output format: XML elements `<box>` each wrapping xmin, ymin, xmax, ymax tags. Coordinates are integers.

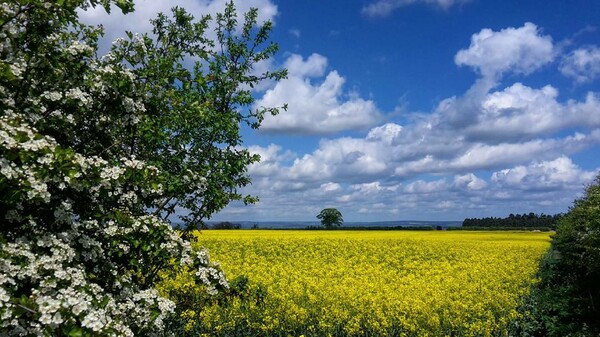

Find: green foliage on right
<box><xmin>511</xmin><ymin>174</ymin><xmax>600</xmax><ymax>337</ymax></box>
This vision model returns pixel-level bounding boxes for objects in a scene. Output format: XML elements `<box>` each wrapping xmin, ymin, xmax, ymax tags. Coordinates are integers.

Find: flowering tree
<box><xmin>0</xmin><ymin>0</ymin><xmax>285</xmax><ymax>335</ymax></box>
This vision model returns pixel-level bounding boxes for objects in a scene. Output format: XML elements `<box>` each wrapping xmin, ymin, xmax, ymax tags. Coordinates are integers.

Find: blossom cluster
<box><xmin>0</xmin><ymin>114</ymin><xmax>228</xmax><ymax>335</ymax></box>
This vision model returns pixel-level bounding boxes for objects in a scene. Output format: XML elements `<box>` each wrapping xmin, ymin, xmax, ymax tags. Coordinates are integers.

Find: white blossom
<box><xmin>41</xmin><ymin>91</ymin><xmax>63</xmax><ymax>102</ymax></box>
<box><xmin>66</xmin><ymin>40</ymin><xmax>93</xmax><ymax>56</ymax></box>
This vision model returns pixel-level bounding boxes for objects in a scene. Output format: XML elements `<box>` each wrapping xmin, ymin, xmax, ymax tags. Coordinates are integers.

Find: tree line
<box><xmin>463</xmin><ymin>213</ymin><xmax>563</xmax><ymax>229</ymax></box>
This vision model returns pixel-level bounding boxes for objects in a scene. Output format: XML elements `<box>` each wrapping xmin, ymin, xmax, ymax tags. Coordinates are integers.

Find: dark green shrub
<box><xmin>512</xmin><ymin>175</ymin><xmax>600</xmax><ymax>337</ymax></box>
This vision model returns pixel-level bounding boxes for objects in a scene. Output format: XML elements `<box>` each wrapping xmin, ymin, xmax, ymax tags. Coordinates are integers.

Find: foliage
<box><xmin>169</xmin><ymin>230</ymin><xmax>551</xmax><ymax>336</ymax></box>
<box><xmin>316</xmin><ymin>208</ymin><xmax>344</xmax><ymax>228</ymax></box>
<box><xmin>0</xmin><ymin>0</ymin><xmax>283</xmax><ymax>335</ymax></box>
<box><xmin>511</xmin><ymin>175</ymin><xmax>600</xmax><ymax>337</ymax></box>
<box><xmin>463</xmin><ymin>213</ymin><xmax>563</xmax><ymax>229</ymax></box>
<box><xmin>111</xmin><ymin>2</ymin><xmax>286</xmax><ymax>228</ymax></box>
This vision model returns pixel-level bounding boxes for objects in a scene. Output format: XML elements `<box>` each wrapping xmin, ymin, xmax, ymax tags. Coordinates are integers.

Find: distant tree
<box><xmin>317</xmin><ymin>208</ymin><xmax>344</xmax><ymax>228</ymax></box>
<box><xmin>212</xmin><ymin>221</ymin><xmax>241</xmax><ymax>229</ymax></box>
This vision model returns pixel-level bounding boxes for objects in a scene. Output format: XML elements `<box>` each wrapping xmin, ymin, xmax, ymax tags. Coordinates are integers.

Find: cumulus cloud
<box><xmin>455</xmin><ymin>23</ymin><xmax>555</xmax><ymax>79</ymax></box>
<box><xmin>491</xmin><ymin>156</ymin><xmax>596</xmax><ymax>191</ymax></box>
<box><xmin>433</xmin><ymin>80</ymin><xmax>600</xmax><ymax>144</ymax></box>
<box><xmin>439</xmin><ymin>25</ymin><xmax>600</xmax><ymax>140</ymax></box>
<box><xmin>404</xmin><ymin>179</ymin><xmax>448</xmax><ymax>194</ymax></box>
<box><xmin>464</xmin><ymin>84</ymin><xmax>600</xmax><ymax>141</ymax></box>
<box><xmin>284</xmin><ymin>53</ymin><xmax>327</xmax><ymax>77</ymax></box>
<box><xmin>471</xmin><ymin>84</ymin><xmax>562</xmax><ymax>138</ymax></box>
<box><xmin>560</xmin><ymin>45</ymin><xmax>600</xmax><ymax>84</ymax></box>
<box><xmin>367</xmin><ymin>123</ymin><xmax>403</xmax><ymax>145</ymax></box>
<box><xmin>320</xmin><ymin>182</ymin><xmax>342</xmax><ymax>192</ymax></box>
<box><xmin>247</xmin><ymin>144</ymin><xmax>295</xmax><ymax>177</ymax></box>
<box><xmin>449</xmin><ymin>131</ymin><xmax>600</xmax><ymax>170</ymax></box>
<box><xmin>288</xmin><ymin>137</ymin><xmax>388</xmax><ymax>181</ymax></box>
<box><xmin>454</xmin><ymin>173</ymin><xmax>487</xmax><ymax>190</ymax></box>
<box><xmin>79</xmin><ymin>0</ymin><xmax>278</xmax><ymax>53</ymax></box>
<box><xmin>351</xmin><ymin>181</ymin><xmax>399</xmax><ymax>194</ymax></box>
<box><xmin>361</xmin><ymin>0</ymin><xmax>472</xmax><ymax>17</ymax></box>
<box><xmin>258</xmin><ymin>54</ymin><xmax>381</xmax><ymax>134</ymax></box>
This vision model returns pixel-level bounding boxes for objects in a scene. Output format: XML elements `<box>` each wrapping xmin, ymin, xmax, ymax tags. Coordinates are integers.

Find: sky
<box><xmin>80</xmin><ymin>0</ymin><xmax>600</xmax><ymax>222</ymax></box>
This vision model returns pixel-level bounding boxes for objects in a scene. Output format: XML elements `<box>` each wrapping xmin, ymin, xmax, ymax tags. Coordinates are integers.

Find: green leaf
<box><xmin>67</xmin><ymin>326</ymin><xmax>84</xmax><ymax>337</ymax></box>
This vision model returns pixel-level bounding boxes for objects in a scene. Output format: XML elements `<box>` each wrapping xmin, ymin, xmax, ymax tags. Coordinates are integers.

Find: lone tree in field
<box><xmin>317</xmin><ymin>208</ymin><xmax>344</xmax><ymax>228</ymax></box>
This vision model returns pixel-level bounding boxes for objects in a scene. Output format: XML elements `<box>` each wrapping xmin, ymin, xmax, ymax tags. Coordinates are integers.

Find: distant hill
<box><xmin>201</xmin><ymin>220</ymin><xmax>462</xmax><ymax>229</ymax></box>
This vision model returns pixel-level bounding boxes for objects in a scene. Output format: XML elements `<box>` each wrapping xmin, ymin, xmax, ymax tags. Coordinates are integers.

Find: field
<box><xmin>161</xmin><ymin>230</ymin><xmax>552</xmax><ymax>337</ymax></box>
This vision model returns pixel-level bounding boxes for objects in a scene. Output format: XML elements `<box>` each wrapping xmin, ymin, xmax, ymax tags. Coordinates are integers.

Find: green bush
<box><xmin>512</xmin><ymin>175</ymin><xmax>600</xmax><ymax>337</ymax></box>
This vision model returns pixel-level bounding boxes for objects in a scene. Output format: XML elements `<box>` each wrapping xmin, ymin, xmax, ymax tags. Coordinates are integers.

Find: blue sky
<box><xmin>81</xmin><ymin>0</ymin><xmax>600</xmax><ymax>222</ymax></box>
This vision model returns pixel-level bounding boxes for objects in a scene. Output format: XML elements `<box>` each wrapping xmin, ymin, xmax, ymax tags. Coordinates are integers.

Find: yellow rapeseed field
<box><xmin>160</xmin><ymin>230</ymin><xmax>551</xmax><ymax>337</ymax></box>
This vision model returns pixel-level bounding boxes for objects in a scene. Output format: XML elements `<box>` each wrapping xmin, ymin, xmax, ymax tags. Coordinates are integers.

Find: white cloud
<box><xmin>79</xmin><ymin>0</ymin><xmax>278</xmax><ymax>54</ymax></box>
<box><xmin>436</xmin><ymin>200</ymin><xmax>455</xmax><ymax>209</ymax></box>
<box><xmin>393</xmin><ymin>155</ymin><xmax>437</xmax><ymax>177</ymax></box>
<box><xmin>560</xmin><ymin>45</ymin><xmax>600</xmax><ymax>84</ymax></box>
<box><xmin>247</xmin><ymin>144</ymin><xmax>294</xmax><ymax>177</ymax></box>
<box><xmin>351</xmin><ymin>181</ymin><xmax>398</xmax><ymax>193</ymax></box>
<box><xmin>284</xmin><ymin>53</ymin><xmax>327</xmax><ymax>77</ymax></box>
<box><xmin>454</xmin><ymin>173</ymin><xmax>487</xmax><ymax>190</ymax></box>
<box><xmin>491</xmin><ymin>156</ymin><xmax>596</xmax><ymax>191</ymax></box>
<box><xmin>391</xmin><ymin>128</ymin><xmax>600</xmax><ymax>177</ymax></box>
<box><xmin>572</xmin><ymin>92</ymin><xmax>600</xmax><ymax>126</ymax></box>
<box><xmin>462</xmin><ymin>83</ymin><xmax>600</xmax><ymax>141</ymax></box>
<box><xmin>455</xmin><ymin>23</ymin><xmax>555</xmax><ymax>79</ymax></box>
<box><xmin>464</xmin><ymin>83</ymin><xmax>561</xmax><ymax>140</ymax></box>
<box><xmin>449</xmin><ymin>131</ymin><xmax>600</xmax><ymax>170</ymax></box>
<box><xmin>289</xmin><ymin>28</ymin><xmax>301</xmax><ymax>38</ymax></box>
<box><xmin>361</xmin><ymin>0</ymin><xmax>471</xmax><ymax>17</ymax></box>
<box><xmin>367</xmin><ymin>123</ymin><xmax>403</xmax><ymax>145</ymax></box>
<box><xmin>336</xmin><ymin>194</ymin><xmax>353</xmax><ymax>203</ymax></box>
<box><xmin>404</xmin><ymin>179</ymin><xmax>448</xmax><ymax>194</ymax></box>
<box><xmin>258</xmin><ymin>54</ymin><xmax>381</xmax><ymax>134</ymax></box>
<box><xmin>432</xmin><ymin>68</ymin><xmax>600</xmax><ymax>154</ymax></box>
<box><xmin>288</xmin><ymin>137</ymin><xmax>388</xmax><ymax>181</ymax></box>
<box><xmin>320</xmin><ymin>182</ymin><xmax>341</xmax><ymax>192</ymax></box>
